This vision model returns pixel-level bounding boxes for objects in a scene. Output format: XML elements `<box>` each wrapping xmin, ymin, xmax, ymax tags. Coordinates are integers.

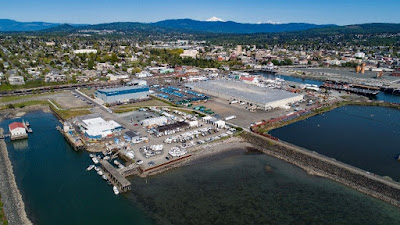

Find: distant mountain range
<box><xmin>152</xmin><ymin>19</ymin><xmax>333</xmax><ymax>34</ymax></box>
<box><xmin>0</xmin><ymin>19</ymin><xmax>59</xmax><ymax>31</ymax></box>
<box><xmin>0</xmin><ymin>18</ymin><xmax>334</xmax><ymax>34</ymax></box>
<box><xmin>1</xmin><ymin>19</ymin><xmax>399</xmax><ymax>37</ymax></box>
<box><xmin>0</xmin><ymin>19</ymin><xmax>88</xmax><ymax>32</ymax></box>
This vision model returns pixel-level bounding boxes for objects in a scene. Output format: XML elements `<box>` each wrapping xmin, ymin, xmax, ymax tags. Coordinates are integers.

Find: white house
<box><xmin>354</xmin><ymin>52</ymin><xmax>366</xmax><ymax>58</ymax></box>
<box><xmin>180</xmin><ymin>50</ymin><xmax>198</xmax><ymax>59</ymax></box>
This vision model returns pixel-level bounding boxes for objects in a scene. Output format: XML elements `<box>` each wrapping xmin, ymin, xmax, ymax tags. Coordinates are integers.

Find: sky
<box><xmin>1</xmin><ymin>0</ymin><xmax>399</xmax><ymax>25</ymax></box>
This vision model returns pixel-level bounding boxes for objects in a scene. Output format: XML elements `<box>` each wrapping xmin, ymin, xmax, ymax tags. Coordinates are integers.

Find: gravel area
<box><xmin>0</xmin><ymin>128</ymin><xmax>32</xmax><ymax>225</ymax></box>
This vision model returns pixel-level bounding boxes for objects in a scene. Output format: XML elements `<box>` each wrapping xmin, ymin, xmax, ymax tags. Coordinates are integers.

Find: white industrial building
<box><xmin>188</xmin><ymin>80</ymin><xmax>304</xmax><ymax>110</ymax></box>
<box><xmin>80</xmin><ymin>117</ymin><xmax>122</xmax><ymax>140</ymax></box>
<box><xmin>141</xmin><ymin>116</ymin><xmax>168</xmax><ymax>127</ymax></box>
<box><xmin>73</xmin><ymin>49</ymin><xmax>98</xmax><ymax>54</ymax></box>
<box><xmin>135</xmin><ymin>71</ymin><xmax>152</xmax><ymax>78</ymax></box>
<box><xmin>106</xmin><ymin>74</ymin><xmax>130</xmax><ymax>81</ymax></box>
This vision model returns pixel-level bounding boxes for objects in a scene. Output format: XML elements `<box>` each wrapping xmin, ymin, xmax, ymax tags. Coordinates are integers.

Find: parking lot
<box><xmin>113</xmin><ymin>107</ymin><xmax>233</xmax><ymax>170</ymax></box>
<box><xmin>201</xmin><ymin>97</ymin><xmax>316</xmax><ymax>128</ymax></box>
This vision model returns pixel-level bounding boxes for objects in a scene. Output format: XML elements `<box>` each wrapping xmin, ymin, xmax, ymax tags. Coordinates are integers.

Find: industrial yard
<box><xmin>0</xmin><ymin>71</ymin><xmax>375</xmax><ymax>195</ymax></box>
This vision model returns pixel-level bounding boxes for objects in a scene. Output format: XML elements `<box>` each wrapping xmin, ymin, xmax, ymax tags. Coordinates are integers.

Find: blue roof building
<box><xmin>95</xmin><ymin>85</ymin><xmax>150</xmax><ymax>104</ymax></box>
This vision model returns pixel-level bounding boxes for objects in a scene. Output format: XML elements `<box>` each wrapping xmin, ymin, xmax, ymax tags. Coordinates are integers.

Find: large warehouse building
<box><xmin>79</xmin><ymin>117</ymin><xmax>123</xmax><ymax>140</ymax></box>
<box><xmin>96</xmin><ymin>85</ymin><xmax>150</xmax><ymax>104</ymax></box>
<box><xmin>187</xmin><ymin>80</ymin><xmax>304</xmax><ymax>110</ymax></box>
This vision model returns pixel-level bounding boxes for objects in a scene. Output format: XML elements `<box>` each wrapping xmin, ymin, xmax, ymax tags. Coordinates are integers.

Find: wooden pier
<box><xmin>59</xmin><ymin>128</ymin><xmax>85</xmax><ymax>151</ymax></box>
<box><xmin>100</xmin><ymin>160</ymin><xmax>131</xmax><ymax>193</ymax></box>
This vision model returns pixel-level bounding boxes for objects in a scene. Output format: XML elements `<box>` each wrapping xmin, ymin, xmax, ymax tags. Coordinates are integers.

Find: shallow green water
<box><xmin>2</xmin><ymin>111</ymin><xmax>400</xmax><ymax>225</ymax></box>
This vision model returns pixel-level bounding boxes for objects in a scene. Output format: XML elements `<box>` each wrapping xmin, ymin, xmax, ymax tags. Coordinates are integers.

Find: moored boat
<box><xmin>86</xmin><ymin>165</ymin><xmax>95</xmax><ymax>171</ymax></box>
<box><xmin>92</xmin><ymin>157</ymin><xmax>99</xmax><ymax>164</ymax></box>
<box><xmin>113</xmin><ymin>186</ymin><xmax>119</xmax><ymax>195</ymax></box>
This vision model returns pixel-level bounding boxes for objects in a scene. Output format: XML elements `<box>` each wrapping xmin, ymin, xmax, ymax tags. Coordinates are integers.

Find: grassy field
<box><xmin>79</xmin><ymin>88</ymin><xmax>96</xmax><ymax>98</ymax></box>
<box><xmin>0</xmin><ymin>100</ymin><xmax>49</xmax><ymax>110</ymax></box>
<box><xmin>0</xmin><ymin>194</ymin><xmax>7</xmax><ymax>225</ymax></box>
<box><xmin>0</xmin><ymin>99</ymin><xmax>91</xmax><ymax>121</ymax></box>
<box><xmin>53</xmin><ymin>108</ymin><xmax>92</xmax><ymax>120</ymax></box>
<box><xmin>0</xmin><ymin>92</ymin><xmax>61</xmax><ymax>103</ymax></box>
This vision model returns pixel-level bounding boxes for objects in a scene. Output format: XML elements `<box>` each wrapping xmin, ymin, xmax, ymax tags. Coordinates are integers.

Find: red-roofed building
<box><xmin>9</xmin><ymin>122</ymin><xmax>27</xmax><ymax>140</ymax></box>
<box><xmin>240</xmin><ymin>76</ymin><xmax>255</xmax><ymax>82</ymax></box>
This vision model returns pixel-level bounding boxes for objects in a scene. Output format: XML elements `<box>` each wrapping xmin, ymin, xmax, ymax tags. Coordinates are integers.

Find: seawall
<box><xmin>0</xmin><ymin>129</ymin><xmax>32</xmax><ymax>225</ymax></box>
<box><xmin>242</xmin><ymin>132</ymin><xmax>400</xmax><ymax>207</ymax></box>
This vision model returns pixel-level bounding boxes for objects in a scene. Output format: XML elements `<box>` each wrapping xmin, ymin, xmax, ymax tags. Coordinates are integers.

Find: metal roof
<box><xmin>188</xmin><ymin>80</ymin><xmax>302</xmax><ymax>105</ymax></box>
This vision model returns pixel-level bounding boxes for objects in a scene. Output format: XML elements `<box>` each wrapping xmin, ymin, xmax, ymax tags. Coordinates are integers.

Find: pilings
<box><xmin>100</xmin><ymin>160</ymin><xmax>131</xmax><ymax>193</ymax></box>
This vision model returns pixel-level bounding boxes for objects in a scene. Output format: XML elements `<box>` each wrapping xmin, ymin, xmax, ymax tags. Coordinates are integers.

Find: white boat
<box><xmin>94</xmin><ymin>166</ymin><xmax>100</xmax><ymax>172</ymax></box>
<box><xmin>89</xmin><ymin>154</ymin><xmax>95</xmax><ymax>158</ymax></box>
<box><xmin>102</xmin><ymin>175</ymin><xmax>107</xmax><ymax>180</ymax></box>
<box><xmin>97</xmin><ymin>170</ymin><xmax>104</xmax><ymax>176</ymax></box>
<box><xmin>113</xmin><ymin>186</ymin><xmax>119</xmax><ymax>195</ymax></box>
<box><xmin>103</xmin><ymin>156</ymin><xmax>110</xmax><ymax>160</ymax></box>
<box><xmin>86</xmin><ymin>165</ymin><xmax>95</xmax><ymax>171</ymax></box>
<box><xmin>92</xmin><ymin>157</ymin><xmax>99</xmax><ymax>164</ymax></box>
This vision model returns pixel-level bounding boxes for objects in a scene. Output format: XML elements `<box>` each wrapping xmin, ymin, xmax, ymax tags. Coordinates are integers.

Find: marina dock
<box><xmin>100</xmin><ymin>160</ymin><xmax>131</xmax><ymax>193</ymax></box>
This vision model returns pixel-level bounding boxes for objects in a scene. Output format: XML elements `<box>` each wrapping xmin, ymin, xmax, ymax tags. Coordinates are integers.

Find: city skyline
<box><xmin>1</xmin><ymin>0</ymin><xmax>400</xmax><ymax>25</ymax></box>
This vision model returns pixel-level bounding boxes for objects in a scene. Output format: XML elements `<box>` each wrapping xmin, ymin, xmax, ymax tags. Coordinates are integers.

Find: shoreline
<box><xmin>2</xmin><ymin>101</ymin><xmax>400</xmax><ymax>219</ymax></box>
<box><xmin>242</xmin><ymin>132</ymin><xmax>400</xmax><ymax>208</ymax></box>
<box><xmin>0</xmin><ymin>128</ymin><xmax>32</xmax><ymax>225</ymax></box>
<box><xmin>140</xmin><ymin>136</ymin><xmax>252</xmax><ymax>177</ymax></box>
<box><xmin>253</xmin><ymin>99</ymin><xmax>400</xmax><ymax>134</ymax></box>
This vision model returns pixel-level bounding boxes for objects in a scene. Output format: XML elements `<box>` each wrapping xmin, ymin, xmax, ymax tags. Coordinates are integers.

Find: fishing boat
<box><xmin>86</xmin><ymin>165</ymin><xmax>95</xmax><ymax>171</ymax></box>
<box><xmin>113</xmin><ymin>186</ymin><xmax>119</xmax><ymax>195</ymax></box>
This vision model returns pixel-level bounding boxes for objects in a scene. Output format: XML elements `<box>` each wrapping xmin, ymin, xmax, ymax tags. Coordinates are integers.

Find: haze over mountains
<box><xmin>1</xmin><ymin>18</ymin><xmax>399</xmax><ymax>36</ymax></box>
<box><xmin>0</xmin><ymin>18</ymin><xmax>333</xmax><ymax>33</ymax></box>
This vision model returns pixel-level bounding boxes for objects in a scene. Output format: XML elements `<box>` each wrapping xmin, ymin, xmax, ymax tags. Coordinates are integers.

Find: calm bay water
<box><xmin>270</xmin><ymin>105</ymin><xmax>400</xmax><ymax>181</ymax></box>
<box><xmin>2</xmin><ymin>111</ymin><xmax>400</xmax><ymax>224</ymax></box>
<box><xmin>0</xmin><ymin>112</ymin><xmax>152</xmax><ymax>225</ymax></box>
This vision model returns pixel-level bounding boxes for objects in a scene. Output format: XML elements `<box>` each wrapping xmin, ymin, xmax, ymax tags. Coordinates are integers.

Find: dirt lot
<box><xmin>50</xmin><ymin>92</ymin><xmax>89</xmax><ymax>109</ymax></box>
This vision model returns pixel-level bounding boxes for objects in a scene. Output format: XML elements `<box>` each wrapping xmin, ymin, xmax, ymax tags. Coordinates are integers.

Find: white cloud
<box><xmin>257</xmin><ymin>20</ymin><xmax>282</xmax><ymax>24</ymax></box>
